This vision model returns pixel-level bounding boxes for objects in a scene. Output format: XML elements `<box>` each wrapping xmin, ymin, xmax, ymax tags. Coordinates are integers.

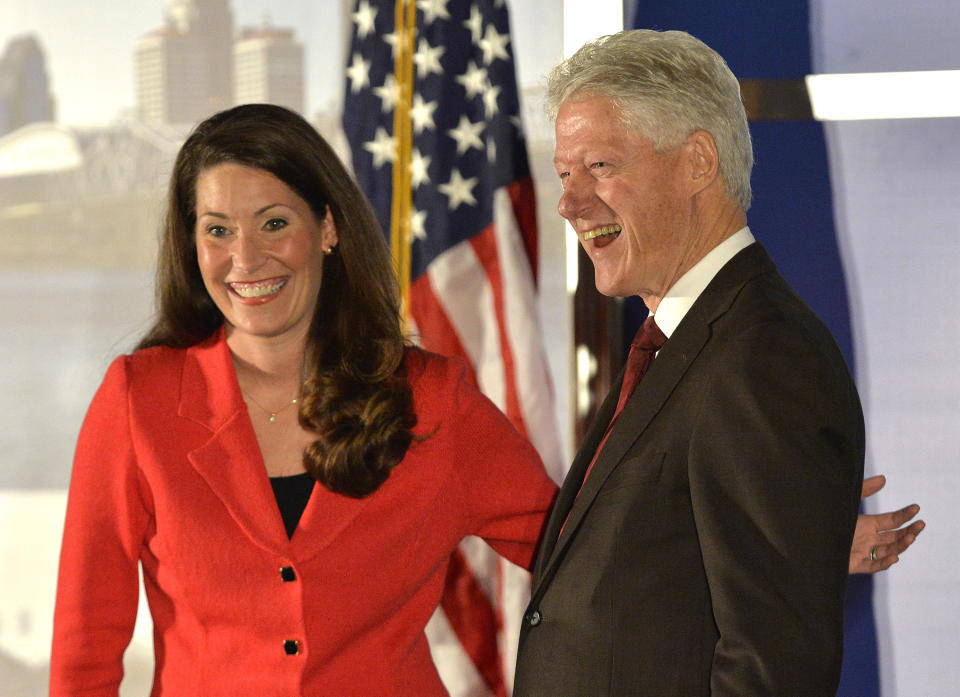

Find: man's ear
<box><xmin>686</xmin><ymin>129</ymin><xmax>720</xmax><ymax>194</ymax></box>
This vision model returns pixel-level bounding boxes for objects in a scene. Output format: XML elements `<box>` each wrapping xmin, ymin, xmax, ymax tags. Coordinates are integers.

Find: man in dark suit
<box><xmin>513</xmin><ymin>30</ymin><xmax>865</xmax><ymax>696</ymax></box>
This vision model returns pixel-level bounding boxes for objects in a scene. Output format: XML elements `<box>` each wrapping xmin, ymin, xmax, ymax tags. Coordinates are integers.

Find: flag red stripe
<box><xmin>408</xmin><ymin>272</ymin><xmax>475</xmax><ymax>379</ymax></box>
<box><xmin>469</xmin><ymin>224</ymin><xmax>529</xmax><ymax>441</ymax></box>
<box><xmin>506</xmin><ymin>176</ymin><xmax>540</xmax><ymax>285</ymax></box>
<box><xmin>440</xmin><ymin>548</ymin><xmax>508</xmax><ymax>697</ymax></box>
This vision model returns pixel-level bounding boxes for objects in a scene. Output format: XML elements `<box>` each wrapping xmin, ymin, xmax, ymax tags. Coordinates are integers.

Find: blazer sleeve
<box><xmin>688</xmin><ymin>318</ymin><xmax>864</xmax><ymax>696</ymax></box>
<box><xmin>418</xmin><ymin>354</ymin><xmax>558</xmax><ymax>572</ymax></box>
<box><xmin>50</xmin><ymin>356</ymin><xmax>152</xmax><ymax>697</ymax></box>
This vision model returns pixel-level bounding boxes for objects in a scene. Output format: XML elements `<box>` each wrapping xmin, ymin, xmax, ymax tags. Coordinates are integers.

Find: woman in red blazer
<box><xmin>50</xmin><ymin>104</ymin><xmax>558</xmax><ymax>696</ymax></box>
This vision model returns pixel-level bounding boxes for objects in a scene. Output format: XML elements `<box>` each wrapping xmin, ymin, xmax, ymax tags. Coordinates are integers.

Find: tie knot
<box><xmin>632</xmin><ymin>315</ymin><xmax>667</xmax><ymax>353</ymax></box>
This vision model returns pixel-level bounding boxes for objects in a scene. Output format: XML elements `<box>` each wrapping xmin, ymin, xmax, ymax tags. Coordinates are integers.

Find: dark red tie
<box><xmin>611</xmin><ymin>315</ymin><xmax>668</xmax><ymax>424</ymax></box>
<box><xmin>560</xmin><ymin>316</ymin><xmax>666</xmax><ymax>536</ymax></box>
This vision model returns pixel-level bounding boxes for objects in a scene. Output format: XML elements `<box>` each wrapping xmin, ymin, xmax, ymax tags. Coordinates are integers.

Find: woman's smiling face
<box><xmin>194</xmin><ymin>162</ymin><xmax>338</xmax><ymax>348</ymax></box>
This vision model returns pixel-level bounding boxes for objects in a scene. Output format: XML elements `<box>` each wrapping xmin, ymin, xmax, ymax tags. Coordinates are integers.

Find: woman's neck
<box><xmin>225</xmin><ymin>325</ymin><xmax>314</xmax><ymax>477</ymax></box>
<box><xmin>225</xmin><ymin>325</ymin><xmax>308</xmax><ymax>386</ymax></box>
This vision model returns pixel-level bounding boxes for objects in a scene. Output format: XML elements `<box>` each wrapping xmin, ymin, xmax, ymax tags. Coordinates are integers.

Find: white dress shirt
<box><xmin>653</xmin><ymin>226</ymin><xmax>756</xmax><ymax>340</ymax></box>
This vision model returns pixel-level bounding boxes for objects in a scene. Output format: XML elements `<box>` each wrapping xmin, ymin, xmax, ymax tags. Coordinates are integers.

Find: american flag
<box><xmin>343</xmin><ymin>0</ymin><xmax>562</xmax><ymax>694</ymax></box>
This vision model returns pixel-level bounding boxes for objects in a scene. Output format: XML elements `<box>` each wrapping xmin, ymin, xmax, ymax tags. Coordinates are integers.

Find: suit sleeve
<box><xmin>422</xmin><ymin>355</ymin><xmax>557</xmax><ymax>571</ymax></box>
<box><xmin>688</xmin><ymin>318</ymin><xmax>864</xmax><ymax>696</ymax></box>
<box><xmin>50</xmin><ymin>356</ymin><xmax>152</xmax><ymax>697</ymax></box>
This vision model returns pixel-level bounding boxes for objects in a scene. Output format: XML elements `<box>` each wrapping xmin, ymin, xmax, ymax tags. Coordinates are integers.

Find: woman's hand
<box><xmin>850</xmin><ymin>475</ymin><xmax>925</xmax><ymax>574</ymax></box>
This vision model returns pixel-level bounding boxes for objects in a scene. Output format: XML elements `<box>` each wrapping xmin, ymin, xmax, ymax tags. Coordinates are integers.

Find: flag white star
<box><xmin>482</xmin><ymin>81</ymin><xmax>501</xmax><ymax>118</ymax></box>
<box><xmin>487</xmin><ymin>136</ymin><xmax>497</xmax><ymax>163</ymax></box>
<box><xmin>438</xmin><ymin>169</ymin><xmax>479</xmax><ymax>210</ymax></box>
<box><xmin>409</xmin><ymin>148</ymin><xmax>432</xmax><ymax>188</ymax></box>
<box><xmin>346</xmin><ymin>53</ymin><xmax>371</xmax><ymax>93</ymax></box>
<box><xmin>478</xmin><ymin>24</ymin><xmax>510</xmax><ymax>65</ymax></box>
<box><xmin>373</xmin><ymin>74</ymin><xmax>400</xmax><ymax>113</ymax></box>
<box><xmin>463</xmin><ymin>5</ymin><xmax>484</xmax><ymax>44</ymax></box>
<box><xmin>413</xmin><ymin>39</ymin><xmax>445</xmax><ymax>79</ymax></box>
<box><xmin>410</xmin><ymin>208</ymin><xmax>428</xmax><ymax>241</ymax></box>
<box><xmin>383</xmin><ymin>31</ymin><xmax>399</xmax><ymax>58</ymax></box>
<box><xmin>410</xmin><ymin>94</ymin><xmax>438</xmax><ymax>134</ymax></box>
<box><xmin>417</xmin><ymin>0</ymin><xmax>451</xmax><ymax>24</ymax></box>
<box><xmin>456</xmin><ymin>60</ymin><xmax>488</xmax><ymax>99</ymax></box>
<box><xmin>352</xmin><ymin>0</ymin><xmax>378</xmax><ymax>39</ymax></box>
<box><xmin>447</xmin><ymin>115</ymin><xmax>485</xmax><ymax>155</ymax></box>
<box><xmin>363</xmin><ymin>127</ymin><xmax>397</xmax><ymax>168</ymax></box>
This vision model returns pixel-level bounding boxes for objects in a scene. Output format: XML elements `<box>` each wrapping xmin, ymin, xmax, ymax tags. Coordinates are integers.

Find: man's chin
<box><xmin>592</xmin><ymin>276</ymin><xmax>627</xmax><ymax>299</ymax></box>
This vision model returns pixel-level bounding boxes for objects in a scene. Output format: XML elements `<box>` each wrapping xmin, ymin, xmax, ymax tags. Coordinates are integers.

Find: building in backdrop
<box><xmin>136</xmin><ymin>0</ymin><xmax>317</xmax><ymax>126</ymax></box>
<box><xmin>166</xmin><ymin>0</ymin><xmax>234</xmax><ymax>111</ymax></box>
<box><xmin>0</xmin><ymin>34</ymin><xmax>56</xmax><ymax>137</ymax></box>
<box><xmin>3</xmin><ymin>0</ymin><xmax>311</xmax><ymax>275</ymax></box>
<box><xmin>133</xmin><ymin>0</ymin><xmax>305</xmax><ymax>126</ymax></box>
<box><xmin>0</xmin><ymin>119</ymin><xmax>182</xmax><ymax>271</ymax></box>
<box><xmin>134</xmin><ymin>26</ymin><xmax>215</xmax><ymax>127</ymax></box>
<box><xmin>234</xmin><ymin>22</ymin><xmax>305</xmax><ymax>114</ymax></box>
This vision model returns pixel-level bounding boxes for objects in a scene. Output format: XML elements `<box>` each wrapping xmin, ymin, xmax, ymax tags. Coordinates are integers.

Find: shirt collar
<box><xmin>653</xmin><ymin>226</ymin><xmax>755</xmax><ymax>338</ymax></box>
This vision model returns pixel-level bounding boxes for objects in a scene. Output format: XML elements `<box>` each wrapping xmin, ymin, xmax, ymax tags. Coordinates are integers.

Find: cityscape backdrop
<box><xmin>0</xmin><ymin>0</ymin><xmax>564</xmax><ymax>127</ymax></box>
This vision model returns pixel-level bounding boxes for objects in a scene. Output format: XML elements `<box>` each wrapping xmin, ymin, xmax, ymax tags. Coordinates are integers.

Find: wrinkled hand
<box><xmin>849</xmin><ymin>475</ymin><xmax>925</xmax><ymax>574</ymax></box>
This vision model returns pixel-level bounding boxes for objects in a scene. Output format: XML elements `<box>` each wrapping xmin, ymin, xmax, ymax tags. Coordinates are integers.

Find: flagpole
<box><xmin>390</xmin><ymin>0</ymin><xmax>416</xmax><ymax>317</ymax></box>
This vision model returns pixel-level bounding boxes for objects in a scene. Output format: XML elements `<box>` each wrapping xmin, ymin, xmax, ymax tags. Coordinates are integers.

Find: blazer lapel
<box><xmin>179</xmin><ymin>329</ymin><xmax>291</xmax><ymax>553</ymax></box>
<box><xmin>289</xmin><ymin>481</ymin><xmax>373</xmax><ymax>562</ymax></box>
<box><xmin>178</xmin><ymin>328</ymin><xmax>375</xmax><ymax>560</ymax></box>
<box><xmin>530</xmin><ymin>243</ymin><xmax>775</xmax><ymax>598</ymax></box>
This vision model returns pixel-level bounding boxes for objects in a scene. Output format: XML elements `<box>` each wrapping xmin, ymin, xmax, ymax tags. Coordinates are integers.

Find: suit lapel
<box><xmin>532</xmin><ymin>321</ymin><xmax>707</xmax><ymax>593</ymax></box>
<box><xmin>530</xmin><ymin>243</ymin><xmax>775</xmax><ymax>598</ymax></box>
<box><xmin>533</xmin><ymin>372</ymin><xmax>620</xmax><ymax>580</ymax></box>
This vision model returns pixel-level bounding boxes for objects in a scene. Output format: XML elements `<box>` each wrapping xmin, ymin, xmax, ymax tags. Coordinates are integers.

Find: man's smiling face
<box><xmin>553</xmin><ymin>96</ymin><xmax>695</xmax><ymax>302</ymax></box>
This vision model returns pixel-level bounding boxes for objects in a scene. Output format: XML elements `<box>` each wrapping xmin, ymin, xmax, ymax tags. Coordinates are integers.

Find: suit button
<box><xmin>283</xmin><ymin>639</ymin><xmax>302</xmax><ymax>655</ymax></box>
<box><xmin>526</xmin><ymin>609</ymin><xmax>542</xmax><ymax>626</ymax></box>
<box><xmin>280</xmin><ymin>566</ymin><xmax>297</xmax><ymax>582</ymax></box>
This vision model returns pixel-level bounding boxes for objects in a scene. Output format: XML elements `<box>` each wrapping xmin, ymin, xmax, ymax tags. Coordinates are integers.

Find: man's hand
<box><xmin>850</xmin><ymin>474</ymin><xmax>925</xmax><ymax>574</ymax></box>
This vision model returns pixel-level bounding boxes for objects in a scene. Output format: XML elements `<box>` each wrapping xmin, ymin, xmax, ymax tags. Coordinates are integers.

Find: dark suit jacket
<box><xmin>514</xmin><ymin>243</ymin><xmax>864</xmax><ymax>697</ymax></box>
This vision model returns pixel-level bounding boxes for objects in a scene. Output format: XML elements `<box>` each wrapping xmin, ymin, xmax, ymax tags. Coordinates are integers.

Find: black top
<box><xmin>269</xmin><ymin>472</ymin><xmax>315</xmax><ymax>538</ymax></box>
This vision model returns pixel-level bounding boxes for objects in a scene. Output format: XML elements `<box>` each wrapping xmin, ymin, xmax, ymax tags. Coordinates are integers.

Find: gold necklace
<box><xmin>243</xmin><ymin>391</ymin><xmax>299</xmax><ymax>423</ymax></box>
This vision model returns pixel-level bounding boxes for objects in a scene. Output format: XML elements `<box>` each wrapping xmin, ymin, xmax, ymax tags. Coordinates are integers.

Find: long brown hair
<box><xmin>138</xmin><ymin>103</ymin><xmax>415</xmax><ymax>497</ymax></box>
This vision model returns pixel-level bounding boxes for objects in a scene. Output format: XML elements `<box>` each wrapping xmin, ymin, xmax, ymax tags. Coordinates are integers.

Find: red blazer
<box><xmin>50</xmin><ymin>329</ymin><xmax>557</xmax><ymax>696</ymax></box>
